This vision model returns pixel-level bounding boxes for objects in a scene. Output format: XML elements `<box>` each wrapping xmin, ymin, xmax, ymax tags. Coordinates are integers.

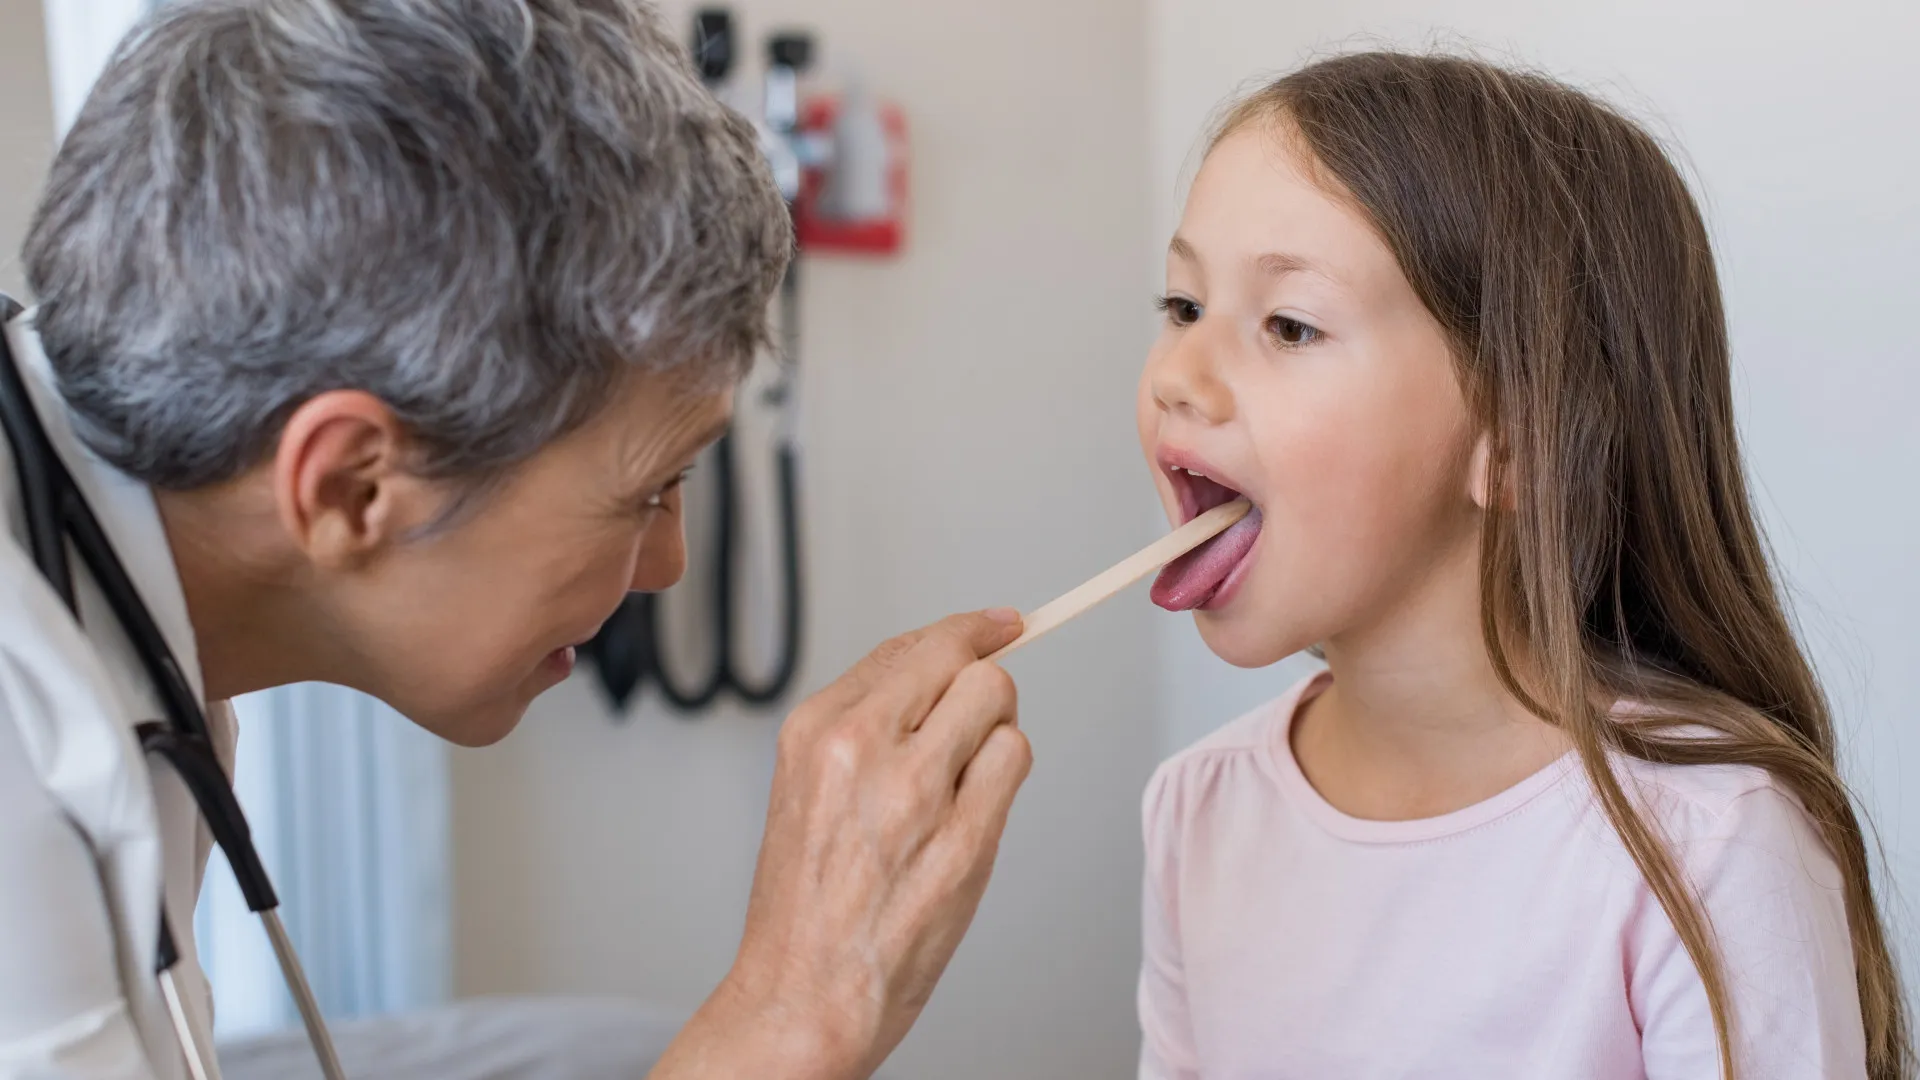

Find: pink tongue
<box><xmin>1151</xmin><ymin>507</ymin><xmax>1263</xmax><ymax>612</ymax></box>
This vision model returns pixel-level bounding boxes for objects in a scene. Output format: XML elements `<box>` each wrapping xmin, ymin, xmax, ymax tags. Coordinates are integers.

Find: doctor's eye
<box><xmin>643</xmin><ymin>468</ymin><xmax>696</xmax><ymax>510</ymax></box>
<box><xmin>1154</xmin><ymin>294</ymin><xmax>1202</xmax><ymax>327</ymax></box>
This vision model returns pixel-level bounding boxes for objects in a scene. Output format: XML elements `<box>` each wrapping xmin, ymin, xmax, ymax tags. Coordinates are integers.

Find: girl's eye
<box><xmin>1266</xmin><ymin>314</ymin><xmax>1321</xmax><ymax>348</ymax></box>
<box><xmin>1154</xmin><ymin>294</ymin><xmax>1202</xmax><ymax>327</ymax></box>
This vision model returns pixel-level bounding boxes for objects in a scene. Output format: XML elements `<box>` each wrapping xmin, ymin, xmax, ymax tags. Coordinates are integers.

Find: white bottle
<box><xmin>820</xmin><ymin>70</ymin><xmax>890</xmax><ymax>223</ymax></box>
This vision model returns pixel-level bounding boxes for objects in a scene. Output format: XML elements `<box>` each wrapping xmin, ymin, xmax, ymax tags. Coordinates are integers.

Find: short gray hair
<box><xmin>23</xmin><ymin>0</ymin><xmax>790</xmax><ymax>490</ymax></box>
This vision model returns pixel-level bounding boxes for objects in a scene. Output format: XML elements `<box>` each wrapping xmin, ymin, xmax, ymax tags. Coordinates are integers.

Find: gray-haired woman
<box><xmin>0</xmin><ymin>3</ymin><xmax>1029</xmax><ymax>1078</ymax></box>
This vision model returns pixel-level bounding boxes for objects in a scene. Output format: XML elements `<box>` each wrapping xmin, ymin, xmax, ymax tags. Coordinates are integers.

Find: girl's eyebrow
<box><xmin>1255</xmin><ymin>251</ymin><xmax>1324</xmax><ymax>280</ymax></box>
<box><xmin>1169</xmin><ymin>235</ymin><xmax>1334</xmax><ymax>284</ymax></box>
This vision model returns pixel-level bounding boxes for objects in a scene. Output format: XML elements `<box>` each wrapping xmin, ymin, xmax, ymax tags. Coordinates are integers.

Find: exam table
<box><xmin>219</xmin><ymin>997</ymin><xmax>684</xmax><ymax>1080</ymax></box>
<box><xmin>219</xmin><ymin>996</ymin><xmax>898</xmax><ymax>1079</ymax></box>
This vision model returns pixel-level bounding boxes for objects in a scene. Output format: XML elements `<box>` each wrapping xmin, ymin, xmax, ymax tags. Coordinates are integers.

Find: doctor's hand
<box><xmin>650</xmin><ymin>610</ymin><xmax>1032</xmax><ymax>1080</ymax></box>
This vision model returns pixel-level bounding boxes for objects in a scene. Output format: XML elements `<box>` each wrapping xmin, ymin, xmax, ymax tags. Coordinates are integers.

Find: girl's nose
<box><xmin>1148</xmin><ymin>324</ymin><xmax>1236</xmax><ymax>425</ymax></box>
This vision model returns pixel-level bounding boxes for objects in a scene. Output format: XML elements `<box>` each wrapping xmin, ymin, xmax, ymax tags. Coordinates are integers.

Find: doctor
<box><xmin>0</xmin><ymin>2</ymin><xmax>1032</xmax><ymax>1078</ymax></box>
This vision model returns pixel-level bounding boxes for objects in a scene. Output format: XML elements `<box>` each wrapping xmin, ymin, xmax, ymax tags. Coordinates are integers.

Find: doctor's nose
<box><xmin>632</xmin><ymin>489</ymin><xmax>688</xmax><ymax>593</ymax></box>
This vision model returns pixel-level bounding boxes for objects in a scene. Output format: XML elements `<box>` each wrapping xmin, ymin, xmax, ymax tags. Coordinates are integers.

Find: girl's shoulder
<box><xmin>1142</xmin><ymin>672</ymin><xmax>1327</xmax><ymax>838</ymax></box>
<box><xmin>1608</xmin><ymin>763</ymin><xmax>1840</xmax><ymax>910</ymax></box>
<box><xmin>1606</xmin><ymin>731</ymin><xmax>1820</xmax><ymax>848</ymax></box>
<box><xmin>1590</xmin><ymin>729</ymin><xmax>1844</xmax><ymax>905</ymax></box>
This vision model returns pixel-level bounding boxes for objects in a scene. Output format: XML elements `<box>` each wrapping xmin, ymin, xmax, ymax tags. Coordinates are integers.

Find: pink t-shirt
<box><xmin>1139</xmin><ymin>673</ymin><xmax>1865</xmax><ymax>1080</ymax></box>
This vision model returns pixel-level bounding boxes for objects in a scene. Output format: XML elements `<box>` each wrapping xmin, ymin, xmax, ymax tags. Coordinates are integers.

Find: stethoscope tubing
<box><xmin>0</xmin><ymin>302</ymin><xmax>345</xmax><ymax>1080</ymax></box>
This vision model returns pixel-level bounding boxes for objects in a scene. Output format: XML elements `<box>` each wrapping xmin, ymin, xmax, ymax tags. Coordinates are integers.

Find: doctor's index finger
<box><xmin>815</xmin><ymin>610</ymin><xmax>1022</xmax><ymax>715</ymax></box>
<box><xmin>859</xmin><ymin>611</ymin><xmax>1022</xmax><ymax>732</ymax></box>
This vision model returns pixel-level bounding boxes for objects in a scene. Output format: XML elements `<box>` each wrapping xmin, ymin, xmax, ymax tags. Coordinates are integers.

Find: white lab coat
<box><xmin>0</xmin><ymin>306</ymin><xmax>233</xmax><ymax>1080</ymax></box>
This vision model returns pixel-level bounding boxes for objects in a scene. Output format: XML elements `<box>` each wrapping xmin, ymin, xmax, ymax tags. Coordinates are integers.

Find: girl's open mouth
<box><xmin>1153</xmin><ymin>465</ymin><xmax>1263</xmax><ymax>612</ymax></box>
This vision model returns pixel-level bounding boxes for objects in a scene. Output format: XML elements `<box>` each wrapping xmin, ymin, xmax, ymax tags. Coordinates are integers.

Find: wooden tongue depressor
<box><xmin>988</xmin><ymin>498</ymin><xmax>1252</xmax><ymax>663</ymax></box>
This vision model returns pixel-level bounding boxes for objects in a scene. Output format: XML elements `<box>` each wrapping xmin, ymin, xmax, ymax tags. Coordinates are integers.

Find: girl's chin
<box><xmin>1194</xmin><ymin>613</ymin><xmax>1301</xmax><ymax>670</ymax></box>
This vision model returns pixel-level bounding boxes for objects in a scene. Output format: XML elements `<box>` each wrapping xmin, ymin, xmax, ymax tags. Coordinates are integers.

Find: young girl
<box><xmin>1136</xmin><ymin>53</ymin><xmax>1907</xmax><ymax>1080</ymax></box>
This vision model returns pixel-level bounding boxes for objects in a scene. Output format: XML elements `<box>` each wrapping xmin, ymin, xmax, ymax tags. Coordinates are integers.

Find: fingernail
<box><xmin>984</xmin><ymin>607</ymin><xmax>1022</xmax><ymax>624</ymax></box>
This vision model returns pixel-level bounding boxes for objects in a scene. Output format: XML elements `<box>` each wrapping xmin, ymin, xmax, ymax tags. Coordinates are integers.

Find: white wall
<box><xmin>451</xmin><ymin>2</ymin><xmax>1161</xmax><ymax>1078</ymax></box>
<box><xmin>39</xmin><ymin>0</ymin><xmax>148</xmax><ymax>137</ymax></box>
<box><xmin>0</xmin><ymin>0</ymin><xmax>55</xmax><ymax>298</ymax></box>
<box><xmin>3</xmin><ymin>0</ymin><xmax>153</xmax><ymax>296</ymax></box>
<box><xmin>1148</xmin><ymin>0</ymin><xmax>1920</xmax><ymax>983</ymax></box>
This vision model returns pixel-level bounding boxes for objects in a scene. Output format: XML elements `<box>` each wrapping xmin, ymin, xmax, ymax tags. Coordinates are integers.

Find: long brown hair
<box><xmin>1217</xmin><ymin>52</ymin><xmax>1908</xmax><ymax>1078</ymax></box>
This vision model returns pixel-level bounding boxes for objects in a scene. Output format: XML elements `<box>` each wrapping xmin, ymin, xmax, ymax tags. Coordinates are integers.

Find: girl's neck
<box><xmin>1294</xmin><ymin>541</ymin><xmax>1570</xmax><ymax>821</ymax></box>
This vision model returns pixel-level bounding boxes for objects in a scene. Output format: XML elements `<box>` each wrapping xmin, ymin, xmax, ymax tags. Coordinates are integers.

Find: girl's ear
<box><xmin>1467</xmin><ymin>432</ymin><xmax>1509</xmax><ymax>511</ymax></box>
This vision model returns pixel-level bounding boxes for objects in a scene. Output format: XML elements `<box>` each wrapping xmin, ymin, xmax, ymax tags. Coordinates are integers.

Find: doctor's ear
<box><xmin>271</xmin><ymin>391</ymin><xmax>439</xmax><ymax>567</ymax></box>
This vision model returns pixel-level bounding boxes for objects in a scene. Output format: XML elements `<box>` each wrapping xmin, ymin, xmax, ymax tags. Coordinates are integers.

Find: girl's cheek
<box><xmin>1243</xmin><ymin>379</ymin><xmax>1345</xmax><ymax>491</ymax></box>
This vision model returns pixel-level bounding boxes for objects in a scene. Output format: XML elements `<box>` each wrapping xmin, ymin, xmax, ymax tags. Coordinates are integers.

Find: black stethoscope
<box><xmin>0</xmin><ymin>298</ymin><xmax>345</xmax><ymax>1080</ymax></box>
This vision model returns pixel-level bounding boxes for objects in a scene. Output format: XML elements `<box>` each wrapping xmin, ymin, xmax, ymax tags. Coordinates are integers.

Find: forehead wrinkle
<box><xmin>618</xmin><ymin>392</ymin><xmax>732</xmax><ymax>488</ymax></box>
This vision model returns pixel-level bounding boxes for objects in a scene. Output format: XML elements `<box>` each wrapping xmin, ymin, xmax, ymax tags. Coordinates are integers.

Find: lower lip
<box><xmin>1199</xmin><ymin>526</ymin><xmax>1262</xmax><ymax>612</ymax></box>
<box><xmin>542</xmin><ymin>645</ymin><xmax>577</xmax><ymax>679</ymax></box>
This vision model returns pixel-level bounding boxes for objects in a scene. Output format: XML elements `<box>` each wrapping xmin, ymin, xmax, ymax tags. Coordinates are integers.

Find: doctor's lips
<box><xmin>1152</xmin><ymin>451</ymin><xmax>1264</xmax><ymax>612</ymax></box>
<box><xmin>543</xmin><ymin>634</ymin><xmax>596</xmax><ymax>678</ymax></box>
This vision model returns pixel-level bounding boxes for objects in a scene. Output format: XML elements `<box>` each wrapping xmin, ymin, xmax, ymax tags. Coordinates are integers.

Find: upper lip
<box><xmin>1154</xmin><ymin>446</ymin><xmax>1252</xmax><ymax>524</ymax></box>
